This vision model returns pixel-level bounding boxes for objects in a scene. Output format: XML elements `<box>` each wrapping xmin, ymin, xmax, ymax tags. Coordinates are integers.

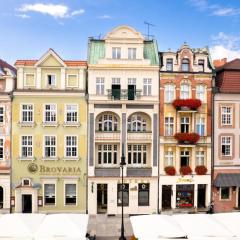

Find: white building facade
<box><xmin>87</xmin><ymin>25</ymin><xmax>159</xmax><ymax>214</ymax></box>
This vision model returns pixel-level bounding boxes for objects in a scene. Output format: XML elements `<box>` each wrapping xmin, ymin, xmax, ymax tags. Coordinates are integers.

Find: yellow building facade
<box><xmin>12</xmin><ymin>49</ymin><xmax>87</xmax><ymax>213</ymax></box>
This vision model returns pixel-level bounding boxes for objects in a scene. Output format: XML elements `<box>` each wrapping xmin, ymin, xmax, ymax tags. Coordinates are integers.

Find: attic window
<box><xmin>182</xmin><ymin>58</ymin><xmax>190</xmax><ymax>72</ymax></box>
<box><xmin>22</xmin><ymin>178</ymin><xmax>31</xmax><ymax>186</ymax></box>
<box><xmin>47</xmin><ymin>74</ymin><xmax>56</xmax><ymax>87</ymax></box>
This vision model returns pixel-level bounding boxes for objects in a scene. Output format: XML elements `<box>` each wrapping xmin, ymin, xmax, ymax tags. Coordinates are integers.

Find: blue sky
<box><xmin>1</xmin><ymin>0</ymin><xmax>240</xmax><ymax>64</ymax></box>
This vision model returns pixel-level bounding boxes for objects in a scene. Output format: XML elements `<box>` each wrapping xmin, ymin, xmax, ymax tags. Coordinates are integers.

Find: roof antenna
<box><xmin>144</xmin><ymin>21</ymin><xmax>155</xmax><ymax>40</ymax></box>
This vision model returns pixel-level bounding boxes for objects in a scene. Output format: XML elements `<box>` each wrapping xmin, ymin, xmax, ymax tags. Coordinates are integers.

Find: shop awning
<box><xmin>214</xmin><ymin>173</ymin><xmax>240</xmax><ymax>187</ymax></box>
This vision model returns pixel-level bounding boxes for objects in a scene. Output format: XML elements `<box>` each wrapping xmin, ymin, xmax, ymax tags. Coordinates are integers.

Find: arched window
<box><xmin>128</xmin><ymin>114</ymin><xmax>147</xmax><ymax>132</ymax></box>
<box><xmin>180</xmin><ymin>83</ymin><xmax>190</xmax><ymax>99</ymax></box>
<box><xmin>182</xmin><ymin>58</ymin><xmax>190</xmax><ymax>72</ymax></box>
<box><xmin>196</xmin><ymin>85</ymin><xmax>205</xmax><ymax>102</ymax></box>
<box><xmin>165</xmin><ymin>84</ymin><xmax>175</xmax><ymax>103</ymax></box>
<box><xmin>98</xmin><ymin>113</ymin><xmax>118</xmax><ymax>131</ymax></box>
<box><xmin>0</xmin><ymin>186</ymin><xmax>3</xmax><ymax>209</ymax></box>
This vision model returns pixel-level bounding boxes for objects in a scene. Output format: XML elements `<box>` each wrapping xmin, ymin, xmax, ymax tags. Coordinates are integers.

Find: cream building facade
<box><xmin>12</xmin><ymin>49</ymin><xmax>88</xmax><ymax>213</ymax></box>
<box><xmin>87</xmin><ymin>25</ymin><xmax>159</xmax><ymax>214</ymax></box>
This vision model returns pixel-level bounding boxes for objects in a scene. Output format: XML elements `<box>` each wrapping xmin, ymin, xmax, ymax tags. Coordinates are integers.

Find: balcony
<box><xmin>127</xmin><ymin>131</ymin><xmax>152</xmax><ymax>142</ymax></box>
<box><xmin>95</xmin><ymin>131</ymin><xmax>120</xmax><ymax>141</ymax></box>
<box><xmin>172</xmin><ymin>99</ymin><xmax>201</xmax><ymax>112</ymax></box>
<box><xmin>107</xmin><ymin>89</ymin><xmax>142</xmax><ymax>100</ymax></box>
<box><xmin>95</xmin><ymin>168</ymin><xmax>120</xmax><ymax>177</ymax></box>
<box><xmin>127</xmin><ymin>167</ymin><xmax>152</xmax><ymax>177</ymax></box>
<box><xmin>174</xmin><ymin>132</ymin><xmax>200</xmax><ymax>146</ymax></box>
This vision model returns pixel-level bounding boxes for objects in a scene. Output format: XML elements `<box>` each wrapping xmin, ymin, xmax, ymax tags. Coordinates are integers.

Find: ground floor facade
<box><xmin>159</xmin><ymin>174</ymin><xmax>211</xmax><ymax>211</ymax></box>
<box><xmin>0</xmin><ymin>173</ymin><xmax>10</xmax><ymax>213</ymax></box>
<box><xmin>213</xmin><ymin>168</ymin><xmax>240</xmax><ymax>213</ymax></box>
<box><xmin>88</xmin><ymin>177</ymin><xmax>158</xmax><ymax>215</ymax></box>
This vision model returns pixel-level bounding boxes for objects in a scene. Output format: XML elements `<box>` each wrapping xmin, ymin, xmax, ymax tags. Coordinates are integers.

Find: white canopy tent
<box><xmin>0</xmin><ymin>213</ymin><xmax>45</xmax><ymax>240</ymax></box>
<box><xmin>34</xmin><ymin>214</ymin><xmax>89</xmax><ymax>240</ymax></box>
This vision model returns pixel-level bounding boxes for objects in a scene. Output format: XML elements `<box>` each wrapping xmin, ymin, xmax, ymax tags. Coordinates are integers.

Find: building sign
<box><xmin>28</xmin><ymin>163</ymin><xmax>81</xmax><ymax>175</ymax></box>
<box><xmin>176</xmin><ymin>177</ymin><xmax>193</xmax><ymax>183</ymax></box>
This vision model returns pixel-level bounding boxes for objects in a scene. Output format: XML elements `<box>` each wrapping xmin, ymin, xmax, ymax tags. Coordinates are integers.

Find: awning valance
<box><xmin>214</xmin><ymin>173</ymin><xmax>240</xmax><ymax>187</ymax></box>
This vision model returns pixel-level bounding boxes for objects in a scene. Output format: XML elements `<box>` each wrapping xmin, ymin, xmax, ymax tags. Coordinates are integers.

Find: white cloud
<box><xmin>210</xmin><ymin>32</ymin><xmax>240</xmax><ymax>60</ymax></box>
<box><xmin>98</xmin><ymin>14</ymin><xmax>111</xmax><ymax>19</ymax></box>
<box><xmin>212</xmin><ymin>7</ymin><xmax>240</xmax><ymax>16</ymax></box>
<box><xmin>17</xmin><ymin>3</ymin><xmax>85</xmax><ymax>18</ymax></box>
<box><xmin>15</xmin><ymin>14</ymin><xmax>30</xmax><ymax>19</ymax></box>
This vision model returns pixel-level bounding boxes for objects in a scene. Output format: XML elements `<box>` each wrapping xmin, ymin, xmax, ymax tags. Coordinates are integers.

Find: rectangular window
<box><xmin>112</xmin><ymin>47</ymin><xmax>121</xmax><ymax>59</ymax></box>
<box><xmin>0</xmin><ymin>107</ymin><xmax>4</xmax><ymax>123</ymax></box>
<box><xmin>166</xmin><ymin>58</ymin><xmax>173</xmax><ymax>71</ymax></box>
<box><xmin>196</xmin><ymin>151</ymin><xmax>204</xmax><ymax>165</ymax></box>
<box><xmin>21</xmin><ymin>104</ymin><xmax>33</xmax><ymax>123</ymax></box>
<box><xmin>180</xmin><ymin>150</ymin><xmax>190</xmax><ymax>167</ymax></box>
<box><xmin>67</xmin><ymin>74</ymin><xmax>78</xmax><ymax>87</ymax></box>
<box><xmin>181</xmin><ymin>117</ymin><xmax>190</xmax><ymax>133</ymax></box>
<box><xmin>128</xmin><ymin>144</ymin><xmax>147</xmax><ymax>165</ymax></box>
<box><xmin>65</xmin><ymin>136</ymin><xmax>77</xmax><ymax>157</ymax></box>
<box><xmin>196</xmin><ymin>117</ymin><xmax>205</xmax><ymax>136</ymax></box>
<box><xmin>0</xmin><ymin>138</ymin><xmax>3</xmax><ymax>160</ymax></box>
<box><xmin>221</xmin><ymin>107</ymin><xmax>232</xmax><ymax>126</ymax></box>
<box><xmin>66</xmin><ymin>104</ymin><xmax>78</xmax><ymax>123</ymax></box>
<box><xmin>96</xmin><ymin>77</ymin><xmax>105</xmax><ymax>95</ymax></box>
<box><xmin>165</xmin><ymin>151</ymin><xmax>173</xmax><ymax>166</ymax></box>
<box><xmin>165</xmin><ymin>84</ymin><xmax>175</xmax><ymax>103</ymax></box>
<box><xmin>198</xmin><ymin>59</ymin><xmax>204</xmax><ymax>72</ymax></box>
<box><xmin>196</xmin><ymin>85</ymin><xmax>205</xmax><ymax>102</ymax></box>
<box><xmin>65</xmin><ymin>183</ymin><xmax>77</xmax><ymax>205</ymax></box>
<box><xmin>138</xmin><ymin>183</ymin><xmax>149</xmax><ymax>206</ymax></box>
<box><xmin>128</xmin><ymin>48</ymin><xmax>136</xmax><ymax>60</ymax></box>
<box><xmin>165</xmin><ymin>117</ymin><xmax>174</xmax><ymax>136</ymax></box>
<box><xmin>97</xmin><ymin>144</ymin><xmax>118</xmax><ymax>165</ymax></box>
<box><xmin>44</xmin><ymin>104</ymin><xmax>56</xmax><ymax>123</ymax></box>
<box><xmin>117</xmin><ymin>184</ymin><xmax>129</xmax><ymax>206</ymax></box>
<box><xmin>44</xmin><ymin>136</ymin><xmax>56</xmax><ymax>158</ymax></box>
<box><xmin>221</xmin><ymin>136</ymin><xmax>232</xmax><ymax>156</ymax></box>
<box><xmin>180</xmin><ymin>84</ymin><xmax>190</xmax><ymax>99</ymax></box>
<box><xmin>44</xmin><ymin>184</ymin><xmax>55</xmax><ymax>205</ymax></box>
<box><xmin>220</xmin><ymin>187</ymin><xmax>230</xmax><ymax>200</ymax></box>
<box><xmin>21</xmin><ymin>136</ymin><xmax>33</xmax><ymax>158</ymax></box>
<box><xmin>47</xmin><ymin>74</ymin><xmax>56</xmax><ymax>87</ymax></box>
<box><xmin>143</xmin><ymin>78</ymin><xmax>152</xmax><ymax>96</ymax></box>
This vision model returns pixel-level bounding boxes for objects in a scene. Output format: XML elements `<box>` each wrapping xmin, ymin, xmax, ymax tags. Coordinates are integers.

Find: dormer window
<box><xmin>128</xmin><ymin>48</ymin><xmax>136</xmax><ymax>60</ymax></box>
<box><xmin>166</xmin><ymin>58</ymin><xmax>173</xmax><ymax>71</ymax></box>
<box><xmin>47</xmin><ymin>74</ymin><xmax>56</xmax><ymax>87</ymax></box>
<box><xmin>181</xmin><ymin>58</ymin><xmax>190</xmax><ymax>72</ymax></box>
<box><xmin>198</xmin><ymin>59</ymin><xmax>204</xmax><ymax>72</ymax></box>
<box><xmin>112</xmin><ymin>47</ymin><xmax>121</xmax><ymax>59</ymax></box>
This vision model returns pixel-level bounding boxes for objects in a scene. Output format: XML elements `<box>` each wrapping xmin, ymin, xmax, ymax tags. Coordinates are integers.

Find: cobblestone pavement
<box><xmin>87</xmin><ymin>214</ymin><xmax>133</xmax><ymax>240</ymax></box>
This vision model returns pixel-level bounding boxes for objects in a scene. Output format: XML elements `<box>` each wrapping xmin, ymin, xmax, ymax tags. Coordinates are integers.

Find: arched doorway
<box><xmin>0</xmin><ymin>186</ymin><xmax>3</xmax><ymax>209</ymax></box>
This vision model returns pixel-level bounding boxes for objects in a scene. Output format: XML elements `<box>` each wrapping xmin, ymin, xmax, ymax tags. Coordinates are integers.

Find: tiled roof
<box><xmin>0</xmin><ymin>59</ymin><xmax>16</xmax><ymax>75</ymax></box>
<box><xmin>217</xmin><ymin>58</ymin><xmax>240</xmax><ymax>70</ymax></box>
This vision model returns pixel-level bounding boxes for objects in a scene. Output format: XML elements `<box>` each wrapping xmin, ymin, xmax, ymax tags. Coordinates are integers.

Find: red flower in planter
<box><xmin>195</xmin><ymin>165</ymin><xmax>207</xmax><ymax>175</ymax></box>
<box><xmin>174</xmin><ymin>132</ymin><xmax>200</xmax><ymax>144</ymax></box>
<box><xmin>180</xmin><ymin>166</ymin><xmax>192</xmax><ymax>175</ymax></box>
<box><xmin>172</xmin><ymin>99</ymin><xmax>202</xmax><ymax>110</ymax></box>
<box><xmin>164</xmin><ymin>166</ymin><xmax>176</xmax><ymax>176</ymax></box>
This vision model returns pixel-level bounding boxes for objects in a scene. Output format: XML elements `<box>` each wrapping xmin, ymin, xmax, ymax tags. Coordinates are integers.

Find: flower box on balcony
<box><xmin>172</xmin><ymin>99</ymin><xmax>202</xmax><ymax>110</ymax></box>
<box><xmin>174</xmin><ymin>132</ymin><xmax>200</xmax><ymax>145</ymax></box>
<box><xmin>164</xmin><ymin>166</ymin><xmax>176</xmax><ymax>176</ymax></box>
<box><xmin>180</xmin><ymin>166</ymin><xmax>192</xmax><ymax>175</ymax></box>
<box><xmin>195</xmin><ymin>165</ymin><xmax>207</xmax><ymax>175</ymax></box>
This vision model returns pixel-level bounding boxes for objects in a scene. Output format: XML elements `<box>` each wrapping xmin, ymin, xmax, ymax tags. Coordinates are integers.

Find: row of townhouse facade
<box><xmin>0</xmin><ymin>25</ymin><xmax>239</xmax><ymax>214</ymax></box>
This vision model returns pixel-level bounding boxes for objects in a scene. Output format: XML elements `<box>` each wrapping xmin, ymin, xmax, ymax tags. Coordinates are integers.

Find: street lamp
<box><xmin>119</xmin><ymin>143</ymin><xmax>126</xmax><ymax>240</ymax></box>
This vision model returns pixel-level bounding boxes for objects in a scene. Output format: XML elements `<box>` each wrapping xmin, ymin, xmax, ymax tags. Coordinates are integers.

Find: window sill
<box><xmin>63</xmin><ymin>122</ymin><xmax>81</xmax><ymax>127</ymax></box>
<box><xmin>18</xmin><ymin>122</ymin><xmax>36</xmax><ymax>127</ymax></box>
<box><xmin>42</xmin><ymin>122</ymin><xmax>59</xmax><ymax>127</ymax></box>
<box><xmin>42</xmin><ymin>157</ymin><xmax>59</xmax><ymax>161</ymax></box>
<box><xmin>18</xmin><ymin>157</ymin><xmax>35</xmax><ymax>161</ymax></box>
<box><xmin>63</xmin><ymin>157</ymin><xmax>80</xmax><ymax>161</ymax></box>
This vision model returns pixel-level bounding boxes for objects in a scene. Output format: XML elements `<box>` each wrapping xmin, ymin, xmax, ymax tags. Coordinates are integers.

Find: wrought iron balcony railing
<box><xmin>107</xmin><ymin>89</ymin><xmax>142</xmax><ymax>100</ymax></box>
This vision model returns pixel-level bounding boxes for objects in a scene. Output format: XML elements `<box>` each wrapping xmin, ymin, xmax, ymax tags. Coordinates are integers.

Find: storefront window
<box><xmin>44</xmin><ymin>184</ymin><xmax>55</xmax><ymax>205</ymax></box>
<box><xmin>220</xmin><ymin>187</ymin><xmax>230</xmax><ymax>200</ymax></box>
<box><xmin>138</xmin><ymin>183</ymin><xmax>149</xmax><ymax>206</ymax></box>
<box><xmin>117</xmin><ymin>184</ymin><xmax>129</xmax><ymax>206</ymax></box>
<box><xmin>176</xmin><ymin>184</ymin><xmax>194</xmax><ymax>208</ymax></box>
<box><xmin>65</xmin><ymin>184</ymin><xmax>77</xmax><ymax>205</ymax></box>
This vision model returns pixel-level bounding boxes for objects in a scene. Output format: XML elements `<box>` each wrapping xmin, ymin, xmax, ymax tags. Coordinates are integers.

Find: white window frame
<box><xmin>166</xmin><ymin>58</ymin><xmax>173</xmax><ymax>71</ymax></box>
<box><xmin>165</xmin><ymin>84</ymin><xmax>175</xmax><ymax>103</ymax></box>
<box><xmin>96</xmin><ymin>77</ymin><xmax>105</xmax><ymax>95</ymax></box>
<box><xmin>43</xmin><ymin>182</ymin><xmax>56</xmax><ymax>206</ymax></box>
<box><xmin>165</xmin><ymin>150</ymin><xmax>173</xmax><ymax>166</ymax></box>
<box><xmin>221</xmin><ymin>106</ymin><xmax>232</xmax><ymax>126</ymax></box>
<box><xmin>112</xmin><ymin>78</ymin><xmax>121</xmax><ymax>84</ymax></box>
<box><xmin>0</xmin><ymin>106</ymin><xmax>5</xmax><ymax>124</ymax></box>
<box><xmin>97</xmin><ymin>144</ymin><xmax>118</xmax><ymax>166</ymax></box>
<box><xmin>220</xmin><ymin>187</ymin><xmax>231</xmax><ymax>201</ymax></box>
<box><xmin>22</xmin><ymin>178</ymin><xmax>31</xmax><ymax>186</ymax></box>
<box><xmin>196</xmin><ymin>150</ymin><xmax>205</xmax><ymax>165</ymax></box>
<box><xmin>0</xmin><ymin>137</ymin><xmax>4</xmax><ymax>161</ymax></box>
<box><xmin>128</xmin><ymin>48</ymin><xmax>136</xmax><ymax>60</ymax></box>
<box><xmin>196</xmin><ymin>117</ymin><xmax>205</xmax><ymax>136</ymax></box>
<box><xmin>181</xmin><ymin>117</ymin><xmax>190</xmax><ymax>133</ymax></box>
<box><xmin>112</xmin><ymin>47</ymin><xmax>121</xmax><ymax>59</ymax></box>
<box><xmin>221</xmin><ymin>136</ymin><xmax>232</xmax><ymax>157</ymax></box>
<box><xmin>98</xmin><ymin>113</ymin><xmax>119</xmax><ymax>132</ymax></box>
<box><xmin>20</xmin><ymin>135</ymin><xmax>33</xmax><ymax>159</ymax></box>
<box><xmin>67</xmin><ymin>74</ymin><xmax>79</xmax><ymax>88</ymax></box>
<box><xmin>180</xmin><ymin>83</ymin><xmax>190</xmax><ymax>99</ymax></box>
<box><xmin>143</xmin><ymin>78</ymin><xmax>152</xmax><ymax>96</ymax></box>
<box><xmin>127</xmin><ymin>144</ymin><xmax>147</xmax><ymax>166</ymax></box>
<box><xmin>43</xmin><ymin>104</ymin><xmax>57</xmax><ymax>123</ymax></box>
<box><xmin>128</xmin><ymin>114</ymin><xmax>147</xmax><ymax>132</ymax></box>
<box><xmin>45</xmin><ymin>73</ymin><xmax>57</xmax><ymax>87</ymax></box>
<box><xmin>21</xmin><ymin>103</ymin><xmax>34</xmax><ymax>123</ymax></box>
<box><xmin>24</xmin><ymin>73</ymin><xmax>36</xmax><ymax>87</ymax></box>
<box><xmin>64</xmin><ymin>135</ymin><xmax>78</xmax><ymax>159</ymax></box>
<box><xmin>65</xmin><ymin>104</ymin><xmax>79</xmax><ymax>123</ymax></box>
<box><xmin>64</xmin><ymin>181</ymin><xmax>78</xmax><ymax>206</ymax></box>
<box><xmin>165</xmin><ymin>117</ymin><xmax>174</xmax><ymax>136</ymax></box>
<box><xmin>43</xmin><ymin>135</ymin><xmax>57</xmax><ymax>159</ymax></box>
<box><xmin>196</xmin><ymin>85</ymin><xmax>206</xmax><ymax>102</ymax></box>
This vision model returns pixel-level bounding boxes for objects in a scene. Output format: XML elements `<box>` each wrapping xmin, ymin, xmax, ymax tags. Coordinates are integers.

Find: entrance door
<box><xmin>162</xmin><ymin>185</ymin><xmax>172</xmax><ymax>209</ymax></box>
<box><xmin>112</xmin><ymin>84</ymin><xmax>121</xmax><ymax>100</ymax></box>
<box><xmin>97</xmin><ymin>184</ymin><xmax>107</xmax><ymax>214</ymax></box>
<box><xmin>128</xmin><ymin>85</ymin><xmax>136</xmax><ymax>100</ymax></box>
<box><xmin>22</xmin><ymin>194</ymin><xmax>32</xmax><ymax>213</ymax></box>
<box><xmin>197</xmin><ymin>184</ymin><xmax>206</xmax><ymax>208</ymax></box>
<box><xmin>0</xmin><ymin>186</ymin><xmax>3</xmax><ymax>209</ymax></box>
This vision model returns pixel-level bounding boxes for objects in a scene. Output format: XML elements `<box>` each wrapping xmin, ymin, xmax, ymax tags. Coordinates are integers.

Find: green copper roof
<box><xmin>88</xmin><ymin>40</ymin><xmax>105</xmax><ymax>64</ymax></box>
<box><xmin>88</xmin><ymin>39</ymin><xmax>159</xmax><ymax>65</ymax></box>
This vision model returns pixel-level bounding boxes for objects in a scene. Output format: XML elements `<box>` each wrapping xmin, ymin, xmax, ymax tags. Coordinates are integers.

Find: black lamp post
<box><xmin>119</xmin><ymin>143</ymin><xmax>126</xmax><ymax>240</ymax></box>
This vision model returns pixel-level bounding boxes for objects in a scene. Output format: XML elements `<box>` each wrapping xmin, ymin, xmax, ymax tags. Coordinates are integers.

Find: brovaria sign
<box><xmin>28</xmin><ymin>163</ymin><xmax>81</xmax><ymax>175</ymax></box>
